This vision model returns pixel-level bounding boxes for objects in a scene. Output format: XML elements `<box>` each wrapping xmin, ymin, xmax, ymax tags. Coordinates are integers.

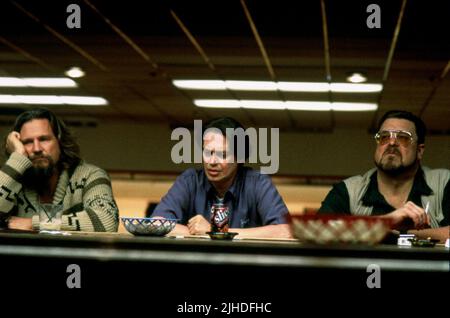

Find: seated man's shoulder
<box><xmin>178</xmin><ymin>167</ymin><xmax>202</xmax><ymax>179</ymax></box>
<box><xmin>72</xmin><ymin>162</ymin><xmax>110</xmax><ymax>179</ymax></box>
<box><xmin>421</xmin><ymin>166</ymin><xmax>450</xmax><ymax>185</ymax></box>
<box><xmin>343</xmin><ymin>174</ymin><xmax>364</xmax><ymax>184</ymax></box>
<box><xmin>236</xmin><ymin>166</ymin><xmax>256</xmax><ymax>177</ymax></box>
<box><xmin>240</xmin><ymin>167</ymin><xmax>274</xmax><ymax>185</ymax></box>
<box><xmin>422</xmin><ymin>166</ymin><xmax>450</xmax><ymax>175</ymax></box>
<box><xmin>343</xmin><ymin>168</ymin><xmax>376</xmax><ymax>184</ymax></box>
<box><xmin>174</xmin><ymin>168</ymin><xmax>207</xmax><ymax>187</ymax></box>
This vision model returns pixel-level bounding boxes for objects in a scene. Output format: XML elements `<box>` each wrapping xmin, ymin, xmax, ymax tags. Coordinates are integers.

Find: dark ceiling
<box><xmin>0</xmin><ymin>0</ymin><xmax>449</xmax><ymax>132</ymax></box>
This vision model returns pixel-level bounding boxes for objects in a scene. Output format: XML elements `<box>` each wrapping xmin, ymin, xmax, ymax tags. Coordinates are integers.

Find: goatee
<box><xmin>23</xmin><ymin>156</ymin><xmax>57</xmax><ymax>191</ymax></box>
<box><xmin>375</xmin><ymin>156</ymin><xmax>418</xmax><ymax>177</ymax></box>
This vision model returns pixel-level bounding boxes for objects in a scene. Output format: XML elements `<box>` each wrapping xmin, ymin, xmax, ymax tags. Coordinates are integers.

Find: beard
<box><xmin>375</xmin><ymin>147</ymin><xmax>418</xmax><ymax>177</ymax></box>
<box><xmin>23</xmin><ymin>155</ymin><xmax>57</xmax><ymax>191</ymax></box>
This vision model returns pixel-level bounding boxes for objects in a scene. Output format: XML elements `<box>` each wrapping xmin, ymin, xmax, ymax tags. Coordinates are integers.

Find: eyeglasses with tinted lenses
<box><xmin>374</xmin><ymin>130</ymin><xmax>415</xmax><ymax>146</ymax></box>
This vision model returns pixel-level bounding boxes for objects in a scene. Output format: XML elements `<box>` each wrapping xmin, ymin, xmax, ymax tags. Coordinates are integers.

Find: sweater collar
<box><xmin>23</xmin><ymin>169</ymin><xmax>69</xmax><ymax>211</ymax></box>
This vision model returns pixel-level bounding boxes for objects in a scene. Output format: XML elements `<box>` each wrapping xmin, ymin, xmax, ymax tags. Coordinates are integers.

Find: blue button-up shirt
<box><xmin>151</xmin><ymin>167</ymin><xmax>288</xmax><ymax>227</ymax></box>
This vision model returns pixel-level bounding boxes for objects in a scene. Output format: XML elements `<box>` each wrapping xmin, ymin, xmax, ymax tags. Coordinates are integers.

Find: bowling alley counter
<box><xmin>0</xmin><ymin>230</ymin><xmax>448</xmax><ymax>293</ymax></box>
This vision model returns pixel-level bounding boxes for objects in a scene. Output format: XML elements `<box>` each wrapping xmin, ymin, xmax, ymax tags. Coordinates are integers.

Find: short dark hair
<box><xmin>377</xmin><ymin>110</ymin><xmax>426</xmax><ymax>144</ymax></box>
<box><xmin>6</xmin><ymin>108</ymin><xmax>81</xmax><ymax>170</ymax></box>
<box><xmin>202</xmin><ymin>117</ymin><xmax>250</xmax><ymax>161</ymax></box>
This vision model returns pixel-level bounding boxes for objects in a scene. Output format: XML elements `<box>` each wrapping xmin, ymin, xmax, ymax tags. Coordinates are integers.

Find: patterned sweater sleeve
<box><xmin>60</xmin><ymin>165</ymin><xmax>119</xmax><ymax>232</ymax></box>
<box><xmin>0</xmin><ymin>152</ymin><xmax>32</xmax><ymax>215</ymax></box>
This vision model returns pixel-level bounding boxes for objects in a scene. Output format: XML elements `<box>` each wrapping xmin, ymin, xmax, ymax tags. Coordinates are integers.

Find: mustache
<box><xmin>383</xmin><ymin>147</ymin><xmax>401</xmax><ymax>156</ymax></box>
<box><xmin>30</xmin><ymin>154</ymin><xmax>51</xmax><ymax>161</ymax></box>
<box><xmin>206</xmin><ymin>165</ymin><xmax>221</xmax><ymax>171</ymax></box>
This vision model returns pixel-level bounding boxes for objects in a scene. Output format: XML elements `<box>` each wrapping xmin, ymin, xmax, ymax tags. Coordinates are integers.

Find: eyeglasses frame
<box><xmin>374</xmin><ymin>129</ymin><xmax>417</xmax><ymax>146</ymax></box>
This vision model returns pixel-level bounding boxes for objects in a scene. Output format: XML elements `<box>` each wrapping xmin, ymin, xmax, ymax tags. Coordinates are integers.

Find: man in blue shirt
<box><xmin>151</xmin><ymin>117</ymin><xmax>291</xmax><ymax>238</ymax></box>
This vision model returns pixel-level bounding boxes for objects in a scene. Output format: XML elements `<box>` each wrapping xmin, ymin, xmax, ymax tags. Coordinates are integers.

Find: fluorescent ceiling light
<box><xmin>226</xmin><ymin>80</ymin><xmax>278</xmax><ymax>91</ymax></box>
<box><xmin>173</xmin><ymin>80</ymin><xmax>382</xmax><ymax>93</ymax></box>
<box><xmin>277</xmin><ymin>82</ymin><xmax>329</xmax><ymax>92</ymax></box>
<box><xmin>330</xmin><ymin>83</ymin><xmax>382</xmax><ymax>93</ymax></box>
<box><xmin>194</xmin><ymin>99</ymin><xmax>377</xmax><ymax>111</ymax></box>
<box><xmin>24</xmin><ymin>78</ymin><xmax>77</xmax><ymax>87</ymax></box>
<box><xmin>0</xmin><ymin>95</ymin><xmax>17</xmax><ymax>103</ymax></box>
<box><xmin>0</xmin><ymin>77</ymin><xmax>25</xmax><ymax>87</ymax></box>
<box><xmin>194</xmin><ymin>99</ymin><xmax>241</xmax><ymax>108</ymax></box>
<box><xmin>0</xmin><ymin>77</ymin><xmax>77</xmax><ymax>88</ymax></box>
<box><xmin>0</xmin><ymin>95</ymin><xmax>108</xmax><ymax>105</ymax></box>
<box><xmin>331</xmin><ymin>102</ymin><xmax>378</xmax><ymax>111</ymax></box>
<box><xmin>173</xmin><ymin>80</ymin><xmax>226</xmax><ymax>90</ymax></box>
<box><xmin>59</xmin><ymin>96</ymin><xmax>108</xmax><ymax>105</ymax></box>
<box><xmin>17</xmin><ymin>95</ymin><xmax>61</xmax><ymax>104</ymax></box>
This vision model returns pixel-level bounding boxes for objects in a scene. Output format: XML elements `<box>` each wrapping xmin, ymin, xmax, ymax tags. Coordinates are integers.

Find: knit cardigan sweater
<box><xmin>0</xmin><ymin>152</ymin><xmax>118</xmax><ymax>232</ymax></box>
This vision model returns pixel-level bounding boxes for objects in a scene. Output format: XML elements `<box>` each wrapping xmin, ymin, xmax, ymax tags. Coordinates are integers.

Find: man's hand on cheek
<box><xmin>6</xmin><ymin>132</ymin><xmax>26</xmax><ymax>156</ymax></box>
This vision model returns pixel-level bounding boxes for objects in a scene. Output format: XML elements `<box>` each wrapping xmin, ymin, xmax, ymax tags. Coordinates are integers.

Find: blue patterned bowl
<box><xmin>121</xmin><ymin>217</ymin><xmax>177</xmax><ymax>236</ymax></box>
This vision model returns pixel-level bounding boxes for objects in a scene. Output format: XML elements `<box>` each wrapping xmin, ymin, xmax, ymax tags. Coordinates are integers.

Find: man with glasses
<box><xmin>319</xmin><ymin>110</ymin><xmax>449</xmax><ymax>242</ymax></box>
<box><xmin>151</xmin><ymin>117</ymin><xmax>291</xmax><ymax>238</ymax></box>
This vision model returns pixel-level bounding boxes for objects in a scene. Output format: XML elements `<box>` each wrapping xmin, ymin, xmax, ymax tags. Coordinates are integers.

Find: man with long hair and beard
<box><xmin>319</xmin><ymin>110</ymin><xmax>449</xmax><ymax>242</ymax></box>
<box><xmin>0</xmin><ymin>108</ymin><xmax>118</xmax><ymax>232</ymax></box>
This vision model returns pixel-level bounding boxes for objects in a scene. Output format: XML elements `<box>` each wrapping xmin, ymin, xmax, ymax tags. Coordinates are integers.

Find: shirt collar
<box><xmin>408</xmin><ymin>166</ymin><xmax>433</xmax><ymax>199</ymax></box>
<box><xmin>362</xmin><ymin>166</ymin><xmax>433</xmax><ymax>207</ymax></box>
<box><xmin>204</xmin><ymin>166</ymin><xmax>243</xmax><ymax>200</ymax></box>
